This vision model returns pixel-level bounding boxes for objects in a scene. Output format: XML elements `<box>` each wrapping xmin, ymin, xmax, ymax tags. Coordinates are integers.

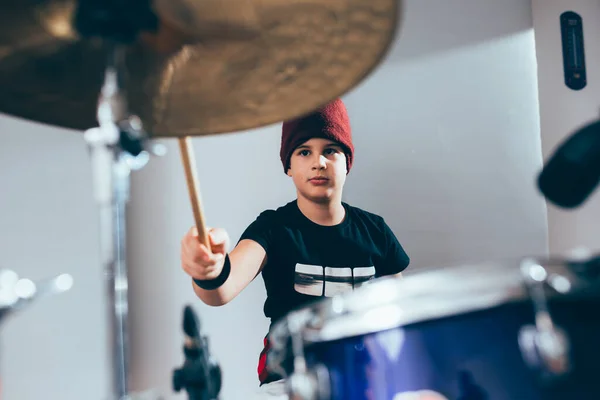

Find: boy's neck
<box><xmin>297</xmin><ymin>195</ymin><xmax>346</xmax><ymax>226</ymax></box>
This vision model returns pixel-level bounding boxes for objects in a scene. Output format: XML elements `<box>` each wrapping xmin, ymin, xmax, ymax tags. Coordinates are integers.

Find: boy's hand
<box><xmin>181</xmin><ymin>226</ymin><xmax>230</xmax><ymax>281</ymax></box>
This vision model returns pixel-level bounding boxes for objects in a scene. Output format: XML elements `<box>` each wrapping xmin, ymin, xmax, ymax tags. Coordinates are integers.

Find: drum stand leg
<box><xmin>518</xmin><ymin>259</ymin><xmax>572</xmax><ymax>382</ymax></box>
<box><xmin>83</xmin><ymin>48</ymin><xmax>163</xmax><ymax>400</ymax></box>
<box><xmin>284</xmin><ymin>314</ymin><xmax>330</xmax><ymax>400</ymax></box>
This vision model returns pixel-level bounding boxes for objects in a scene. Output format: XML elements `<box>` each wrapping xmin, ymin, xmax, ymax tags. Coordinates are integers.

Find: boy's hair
<box><xmin>280</xmin><ymin>98</ymin><xmax>354</xmax><ymax>174</ymax></box>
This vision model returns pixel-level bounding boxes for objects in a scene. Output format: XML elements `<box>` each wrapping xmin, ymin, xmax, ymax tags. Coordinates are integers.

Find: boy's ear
<box><xmin>287</xmin><ymin>168</ymin><xmax>292</xmax><ymax>177</ymax></box>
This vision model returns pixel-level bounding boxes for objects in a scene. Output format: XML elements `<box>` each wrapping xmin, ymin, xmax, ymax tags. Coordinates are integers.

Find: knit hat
<box><xmin>280</xmin><ymin>98</ymin><xmax>354</xmax><ymax>174</ymax></box>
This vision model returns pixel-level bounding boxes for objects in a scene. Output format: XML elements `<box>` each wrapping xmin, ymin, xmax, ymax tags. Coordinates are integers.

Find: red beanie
<box><xmin>280</xmin><ymin>98</ymin><xmax>354</xmax><ymax>174</ymax></box>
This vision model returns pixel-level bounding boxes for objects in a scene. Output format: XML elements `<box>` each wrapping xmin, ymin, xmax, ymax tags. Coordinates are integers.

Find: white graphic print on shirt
<box><xmin>293</xmin><ymin>263</ymin><xmax>376</xmax><ymax>297</ymax></box>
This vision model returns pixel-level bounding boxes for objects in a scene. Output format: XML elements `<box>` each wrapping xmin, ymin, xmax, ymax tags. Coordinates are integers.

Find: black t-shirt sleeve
<box><xmin>238</xmin><ymin>210</ymin><xmax>277</xmax><ymax>252</ymax></box>
<box><xmin>377</xmin><ymin>218</ymin><xmax>410</xmax><ymax>276</ymax></box>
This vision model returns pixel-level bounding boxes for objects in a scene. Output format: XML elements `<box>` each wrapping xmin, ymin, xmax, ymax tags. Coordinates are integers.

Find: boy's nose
<box><xmin>312</xmin><ymin>155</ymin><xmax>327</xmax><ymax>169</ymax></box>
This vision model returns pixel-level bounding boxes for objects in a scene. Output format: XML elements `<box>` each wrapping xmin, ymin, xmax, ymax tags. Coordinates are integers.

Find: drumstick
<box><xmin>178</xmin><ymin>137</ymin><xmax>210</xmax><ymax>248</ymax></box>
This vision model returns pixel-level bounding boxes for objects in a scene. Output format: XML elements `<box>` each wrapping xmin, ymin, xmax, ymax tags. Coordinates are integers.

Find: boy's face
<box><xmin>287</xmin><ymin>137</ymin><xmax>347</xmax><ymax>203</ymax></box>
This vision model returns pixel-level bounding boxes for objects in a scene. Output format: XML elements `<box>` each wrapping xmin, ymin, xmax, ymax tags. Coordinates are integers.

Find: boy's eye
<box><xmin>324</xmin><ymin>148</ymin><xmax>340</xmax><ymax>155</ymax></box>
<box><xmin>299</xmin><ymin>150</ymin><xmax>310</xmax><ymax>156</ymax></box>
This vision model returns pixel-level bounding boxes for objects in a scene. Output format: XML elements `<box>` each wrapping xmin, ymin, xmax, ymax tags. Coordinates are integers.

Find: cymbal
<box><xmin>0</xmin><ymin>0</ymin><xmax>401</xmax><ymax>137</ymax></box>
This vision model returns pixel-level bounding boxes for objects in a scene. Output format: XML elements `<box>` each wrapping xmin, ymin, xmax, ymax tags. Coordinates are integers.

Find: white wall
<box><xmin>128</xmin><ymin>1</ymin><xmax>548</xmax><ymax>399</ymax></box>
<box><xmin>0</xmin><ymin>119</ymin><xmax>109</xmax><ymax>399</ymax></box>
<box><xmin>343</xmin><ymin>0</ymin><xmax>548</xmax><ymax>269</ymax></box>
<box><xmin>532</xmin><ymin>0</ymin><xmax>600</xmax><ymax>255</ymax></box>
<box><xmin>0</xmin><ymin>1</ymin><xmax>552</xmax><ymax>399</ymax></box>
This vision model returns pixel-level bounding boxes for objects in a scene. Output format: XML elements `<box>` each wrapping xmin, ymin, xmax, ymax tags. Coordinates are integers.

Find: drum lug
<box><xmin>287</xmin><ymin>364</ymin><xmax>330</xmax><ymax>400</ymax></box>
<box><xmin>518</xmin><ymin>259</ymin><xmax>572</xmax><ymax>380</ymax></box>
<box><xmin>284</xmin><ymin>313</ymin><xmax>331</xmax><ymax>400</ymax></box>
<box><xmin>518</xmin><ymin>324</ymin><xmax>571</xmax><ymax>379</ymax></box>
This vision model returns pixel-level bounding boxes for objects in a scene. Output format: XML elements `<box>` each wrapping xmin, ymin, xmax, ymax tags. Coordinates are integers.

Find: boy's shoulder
<box><xmin>251</xmin><ymin>201</ymin><xmax>389</xmax><ymax>230</ymax></box>
<box><xmin>344</xmin><ymin>202</ymin><xmax>386</xmax><ymax>225</ymax></box>
<box><xmin>252</xmin><ymin>200</ymin><xmax>298</xmax><ymax>223</ymax></box>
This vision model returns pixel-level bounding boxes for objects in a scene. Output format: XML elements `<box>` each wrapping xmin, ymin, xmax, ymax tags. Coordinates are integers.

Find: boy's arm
<box><xmin>182</xmin><ymin>211</ymin><xmax>276</xmax><ymax>306</ymax></box>
<box><xmin>378</xmin><ymin>218</ymin><xmax>410</xmax><ymax>277</ymax></box>
<box><xmin>192</xmin><ymin>238</ymin><xmax>267</xmax><ymax>306</ymax></box>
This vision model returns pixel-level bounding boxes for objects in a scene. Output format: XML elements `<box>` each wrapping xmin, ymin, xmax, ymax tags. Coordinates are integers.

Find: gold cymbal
<box><xmin>0</xmin><ymin>0</ymin><xmax>401</xmax><ymax>137</ymax></box>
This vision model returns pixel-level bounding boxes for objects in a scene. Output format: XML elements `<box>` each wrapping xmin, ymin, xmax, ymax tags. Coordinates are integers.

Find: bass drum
<box><xmin>267</xmin><ymin>256</ymin><xmax>600</xmax><ymax>400</ymax></box>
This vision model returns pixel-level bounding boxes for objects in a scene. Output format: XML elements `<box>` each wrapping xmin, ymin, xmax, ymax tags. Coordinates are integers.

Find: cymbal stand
<box><xmin>83</xmin><ymin>46</ymin><xmax>164</xmax><ymax>400</ymax></box>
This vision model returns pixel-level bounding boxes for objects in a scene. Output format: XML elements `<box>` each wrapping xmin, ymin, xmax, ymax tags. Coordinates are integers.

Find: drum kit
<box><xmin>268</xmin><ymin>255</ymin><xmax>600</xmax><ymax>400</ymax></box>
<box><xmin>0</xmin><ymin>0</ymin><xmax>598</xmax><ymax>400</ymax></box>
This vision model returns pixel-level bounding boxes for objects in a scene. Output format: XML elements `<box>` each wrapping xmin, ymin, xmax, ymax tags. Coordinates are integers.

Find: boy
<box><xmin>180</xmin><ymin>98</ymin><xmax>410</xmax><ymax>398</ymax></box>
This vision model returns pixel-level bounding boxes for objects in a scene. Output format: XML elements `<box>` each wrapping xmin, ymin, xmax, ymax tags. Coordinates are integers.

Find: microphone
<box><xmin>537</xmin><ymin>118</ymin><xmax>600</xmax><ymax>208</ymax></box>
<box><xmin>183</xmin><ymin>304</ymin><xmax>201</xmax><ymax>339</ymax></box>
<box><xmin>172</xmin><ymin>305</ymin><xmax>222</xmax><ymax>400</ymax></box>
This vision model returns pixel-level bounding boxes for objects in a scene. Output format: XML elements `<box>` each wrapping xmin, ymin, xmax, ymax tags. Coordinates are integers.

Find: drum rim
<box><xmin>303</xmin><ymin>281</ymin><xmax>527</xmax><ymax>343</ymax></box>
<box><xmin>270</xmin><ymin>257</ymin><xmax>590</xmax><ymax>347</ymax></box>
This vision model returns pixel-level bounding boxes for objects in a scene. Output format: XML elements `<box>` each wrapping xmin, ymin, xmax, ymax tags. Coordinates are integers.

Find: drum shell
<box><xmin>303</xmin><ymin>295</ymin><xmax>600</xmax><ymax>400</ymax></box>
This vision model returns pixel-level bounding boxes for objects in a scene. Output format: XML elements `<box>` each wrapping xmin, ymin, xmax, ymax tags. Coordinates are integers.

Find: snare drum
<box><xmin>267</xmin><ymin>257</ymin><xmax>600</xmax><ymax>400</ymax></box>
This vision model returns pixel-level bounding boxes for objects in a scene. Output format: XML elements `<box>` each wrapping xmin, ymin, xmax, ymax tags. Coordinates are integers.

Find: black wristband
<box><xmin>193</xmin><ymin>254</ymin><xmax>231</xmax><ymax>290</ymax></box>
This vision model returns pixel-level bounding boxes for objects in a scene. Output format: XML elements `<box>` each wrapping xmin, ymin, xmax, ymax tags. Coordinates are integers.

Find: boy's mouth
<box><xmin>309</xmin><ymin>176</ymin><xmax>329</xmax><ymax>185</ymax></box>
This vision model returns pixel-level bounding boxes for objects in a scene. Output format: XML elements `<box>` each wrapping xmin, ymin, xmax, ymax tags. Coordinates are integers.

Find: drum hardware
<box><xmin>284</xmin><ymin>312</ymin><xmax>330</xmax><ymax>400</ymax></box>
<box><xmin>268</xmin><ymin>255</ymin><xmax>600</xmax><ymax>399</ymax></box>
<box><xmin>172</xmin><ymin>305</ymin><xmax>222</xmax><ymax>400</ymax></box>
<box><xmin>0</xmin><ymin>270</ymin><xmax>74</xmax><ymax>400</ymax></box>
<box><xmin>268</xmin><ymin>309</ymin><xmax>312</xmax><ymax>379</ymax></box>
<box><xmin>0</xmin><ymin>0</ymin><xmax>402</xmax><ymax>138</ymax></box>
<box><xmin>518</xmin><ymin>259</ymin><xmax>572</xmax><ymax>381</ymax></box>
<box><xmin>0</xmin><ymin>269</ymin><xmax>74</xmax><ymax>323</ymax></box>
<box><xmin>74</xmin><ymin>2</ymin><xmax>167</xmax><ymax>399</ymax></box>
<box><xmin>84</xmin><ymin>57</ymin><xmax>165</xmax><ymax>400</ymax></box>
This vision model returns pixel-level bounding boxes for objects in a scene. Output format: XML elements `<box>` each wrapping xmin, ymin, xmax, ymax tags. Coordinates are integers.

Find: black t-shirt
<box><xmin>238</xmin><ymin>200</ymin><xmax>410</xmax><ymax>383</ymax></box>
